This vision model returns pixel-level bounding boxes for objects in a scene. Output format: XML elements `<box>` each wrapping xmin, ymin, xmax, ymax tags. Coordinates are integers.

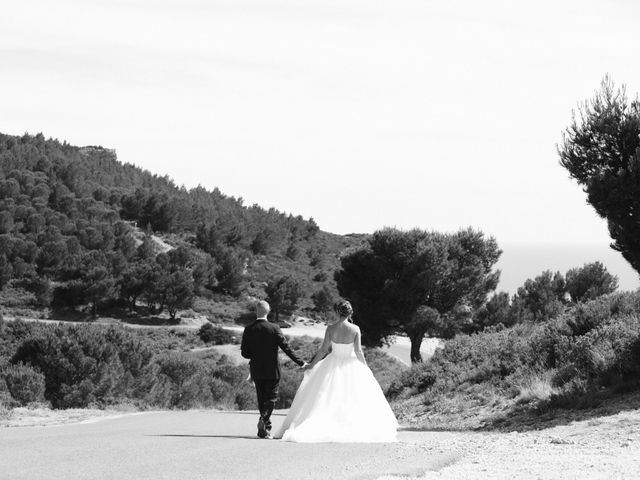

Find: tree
<box><xmin>30</xmin><ymin>277</ymin><xmax>53</xmax><ymax>307</ymax></box>
<box><xmin>471</xmin><ymin>291</ymin><xmax>513</xmax><ymax>332</ymax></box>
<box><xmin>83</xmin><ymin>264</ymin><xmax>118</xmax><ymax>317</ymax></box>
<box><xmin>163</xmin><ymin>270</ymin><xmax>194</xmax><ymax>320</ymax></box>
<box><xmin>192</xmin><ymin>255</ymin><xmax>218</xmax><ymax>294</ymax></box>
<box><xmin>215</xmin><ymin>249</ymin><xmax>244</xmax><ymax>296</ymax></box>
<box><xmin>136</xmin><ymin>235</ymin><xmax>156</xmax><ymax>260</ymax></box>
<box><xmin>404</xmin><ymin>306</ymin><xmax>444</xmax><ymax>362</ymax></box>
<box><xmin>0</xmin><ymin>254</ymin><xmax>13</xmax><ymax>289</ymax></box>
<box><xmin>251</xmin><ymin>228</ymin><xmax>275</xmax><ymax>255</ymax></box>
<box><xmin>515</xmin><ymin>270</ymin><xmax>566</xmax><ymax>321</ymax></box>
<box><xmin>559</xmin><ymin>78</ymin><xmax>640</xmax><ymax>275</ymax></box>
<box><xmin>565</xmin><ymin>261</ymin><xmax>618</xmax><ymax>303</ymax></box>
<box><xmin>140</xmin><ymin>261</ymin><xmax>164</xmax><ymax>314</ymax></box>
<box><xmin>311</xmin><ymin>285</ymin><xmax>335</xmax><ymax>317</ymax></box>
<box><xmin>265</xmin><ymin>276</ymin><xmax>303</xmax><ymax>322</ymax></box>
<box><xmin>167</xmin><ymin>246</ymin><xmax>192</xmax><ymax>269</ymax></box>
<box><xmin>336</xmin><ymin>227</ymin><xmax>501</xmax><ymax>362</ymax></box>
<box><xmin>119</xmin><ymin>261</ymin><xmax>148</xmax><ymax>311</ymax></box>
<box><xmin>0</xmin><ymin>211</ymin><xmax>13</xmax><ymax>234</ymax></box>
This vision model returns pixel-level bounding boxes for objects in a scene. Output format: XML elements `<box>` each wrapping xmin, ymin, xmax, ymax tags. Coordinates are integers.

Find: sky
<box><xmin>2</xmin><ymin>0</ymin><xmax>640</xmax><ymax>291</ymax></box>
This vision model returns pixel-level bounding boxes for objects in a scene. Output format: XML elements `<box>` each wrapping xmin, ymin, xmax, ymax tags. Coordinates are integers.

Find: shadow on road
<box><xmin>209</xmin><ymin>411</ymin><xmax>286</xmax><ymax>417</ymax></box>
<box><xmin>150</xmin><ymin>434</ymin><xmax>261</xmax><ymax>440</ymax></box>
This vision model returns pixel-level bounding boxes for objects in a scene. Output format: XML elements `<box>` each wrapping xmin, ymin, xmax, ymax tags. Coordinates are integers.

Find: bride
<box><xmin>277</xmin><ymin>300</ymin><xmax>398</xmax><ymax>443</ymax></box>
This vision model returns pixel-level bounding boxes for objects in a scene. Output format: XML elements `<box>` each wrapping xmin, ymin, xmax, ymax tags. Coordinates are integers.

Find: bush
<box><xmin>145</xmin><ymin>352</ymin><xmax>216</xmax><ymax>409</ymax></box>
<box><xmin>276</xmin><ymin>364</ymin><xmax>304</xmax><ymax>408</ymax></box>
<box><xmin>0</xmin><ymin>374</ymin><xmax>15</xmax><ymax>409</ymax></box>
<box><xmin>558</xmin><ymin>314</ymin><xmax>640</xmax><ymax>389</ymax></box>
<box><xmin>233</xmin><ymin>383</ymin><xmax>256</xmax><ymax>410</ymax></box>
<box><xmin>198</xmin><ymin>323</ymin><xmax>235</xmax><ymax>345</ymax></box>
<box><xmin>364</xmin><ymin>348</ymin><xmax>407</xmax><ymax>394</ymax></box>
<box><xmin>1</xmin><ymin>321</ymin><xmax>263</xmax><ymax>411</ymax></box>
<box><xmin>389</xmin><ymin>291</ymin><xmax>640</xmax><ymax>430</ymax></box>
<box><xmin>2</xmin><ymin>363</ymin><xmax>46</xmax><ymax>405</ymax></box>
<box><xmin>11</xmin><ymin>324</ymin><xmax>154</xmax><ymax>408</ymax></box>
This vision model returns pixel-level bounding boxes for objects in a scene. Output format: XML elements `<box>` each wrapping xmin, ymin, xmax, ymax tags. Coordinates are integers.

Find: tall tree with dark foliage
<box><xmin>559</xmin><ymin>77</ymin><xmax>640</xmax><ymax>274</ymax></box>
<box><xmin>336</xmin><ymin>227</ymin><xmax>501</xmax><ymax>362</ymax></box>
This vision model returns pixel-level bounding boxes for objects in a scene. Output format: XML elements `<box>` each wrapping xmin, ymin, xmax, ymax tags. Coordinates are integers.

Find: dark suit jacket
<box><xmin>241</xmin><ymin>319</ymin><xmax>304</xmax><ymax>380</ymax></box>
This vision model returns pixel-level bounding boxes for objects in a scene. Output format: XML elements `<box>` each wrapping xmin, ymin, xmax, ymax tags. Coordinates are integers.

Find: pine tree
<box><xmin>559</xmin><ymin>77</ymin><xmax>640</xmax><ymax>274</ymax></box>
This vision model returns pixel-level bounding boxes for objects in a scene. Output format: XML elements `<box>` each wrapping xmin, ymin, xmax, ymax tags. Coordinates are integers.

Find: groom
<box><xmin>241</xmin><ymin>300</ymin><xmax>306</xmax><ymax>438</ymax></box>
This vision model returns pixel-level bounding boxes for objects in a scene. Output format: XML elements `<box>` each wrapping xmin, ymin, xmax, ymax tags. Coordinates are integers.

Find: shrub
<box><xmin>1</xmin><ymin>321</ymin><xmax>265</xmax><ymax>411</ymax></box>
<box><xmin>526</xmin><ymin>319</ymin><xmax>573</xmax><ymax>369</ymax></box>
<box><xmin>276</xmin><ymin>363</ymin><xmax>304</xmax><ymax>408</ymax></box>
<box><xmin>198</xmin><ymin>323</ymin><xmax>235</xmax><ymax>345</ymax></box>
<box><xmin>558</xmin><ymin>314</ymin><xmax>640</xmax><ymax>389</ymax></box>
<box><xmin>2</xmin><ymin>362</ymin><xmax>46</xmax><ymax>405</ymax></box>
<box><xmin>145</xmin><ymin>352</ymin><xmax>215</xmax><ymax>409</ymax></box>
<box><xmin>233</xmin><ymin>382</ymin><xmax>256</xmax><ymax>410</ymax></box>
<box><xmin>565</xmin><ymin>292</ymin><xmax>640</xmax><ymax>337</ymax></box>
<box><xmin>0</xmin><ymin>374</ymin><xmax>15</xmax><ymax>409</ymax></box>
<box><xmin>567</xmin><ymin>298</ymin><xmax>613</xmax><ymax>336</ymax></box>
<box><xmin>11</xmin><ymin>324</ymin><xmax>154</xmax><ymax>408</ymax></box>
<box><xmin>364</xmin><ymin>348</ymin><xmax>407</xmax><ymax>394</ymax></box>
<box><xmin>286</xmin><ymin>336</ymin><xmax>320</xmax><ymax>360</ymax></box>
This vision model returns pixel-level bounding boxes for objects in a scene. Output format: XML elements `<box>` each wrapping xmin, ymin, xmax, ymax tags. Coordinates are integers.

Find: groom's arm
<box><xmin>240</xmin><ymin>329</ymin><xmax>251</xmax><ymax>359</ymax></box>
<box><xmin>276</xmin><ymin>328</ymin><xmax>305</xmax><ymax>366</ymax></box>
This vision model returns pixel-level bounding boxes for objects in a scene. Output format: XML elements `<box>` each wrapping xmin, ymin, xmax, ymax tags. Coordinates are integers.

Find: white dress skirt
<box><xmin>277</xmin><ymin>341</ymin><xmax>398</xmax><ymax>443</ymax></box>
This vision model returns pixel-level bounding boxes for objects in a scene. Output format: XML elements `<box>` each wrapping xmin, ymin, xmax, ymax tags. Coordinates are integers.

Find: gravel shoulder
<box><xmin>380</xmin><ymin>407</ymin><xmax>640</xmax><ymax>480</ymax></box>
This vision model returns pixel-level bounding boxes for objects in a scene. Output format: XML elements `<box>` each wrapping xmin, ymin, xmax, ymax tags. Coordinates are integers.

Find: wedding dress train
<box><xmin>277</xmin><ymin>341</ymin><xmax>398</xmax><ymax>443</ymax></box>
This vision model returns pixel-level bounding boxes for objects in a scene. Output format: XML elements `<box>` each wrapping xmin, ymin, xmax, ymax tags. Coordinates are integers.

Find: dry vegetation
<box><xmin>389</xmin><ymin>291</ymin><xmax>640</xmax><ymax>432</ymax></box>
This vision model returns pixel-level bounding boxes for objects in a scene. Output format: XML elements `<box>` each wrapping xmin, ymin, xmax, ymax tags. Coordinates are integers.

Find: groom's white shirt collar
<box><xmin>256</xmin><ymin>317</ymin><xmax>268</xmax><ymax>321</ymax></box>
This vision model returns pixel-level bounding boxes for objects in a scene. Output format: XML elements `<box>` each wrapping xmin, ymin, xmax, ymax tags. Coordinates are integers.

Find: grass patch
<box><xmin>516</xmin><ymin>371</ymin><xmax>557</xmax><ymax>404</ymax></box>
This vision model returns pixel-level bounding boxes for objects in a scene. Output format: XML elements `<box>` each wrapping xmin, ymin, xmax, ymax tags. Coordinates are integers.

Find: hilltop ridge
<box><xmin>0</xmin><ymin>131</ymin><xmax>362</xmax><ymax>320</ymax></box>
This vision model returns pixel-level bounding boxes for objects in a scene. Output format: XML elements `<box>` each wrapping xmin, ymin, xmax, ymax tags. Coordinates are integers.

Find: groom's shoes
<box><xmin>257</xmin><ymin>418</ymin><xmax>268</xmax><ymax>438</ymax></box>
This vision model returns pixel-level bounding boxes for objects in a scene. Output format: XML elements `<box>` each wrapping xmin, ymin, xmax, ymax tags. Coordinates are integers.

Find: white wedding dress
<box><xmin>277</xmin><ymin>341</ymin><xmax>398</xmax><ymax>443</ymax></box>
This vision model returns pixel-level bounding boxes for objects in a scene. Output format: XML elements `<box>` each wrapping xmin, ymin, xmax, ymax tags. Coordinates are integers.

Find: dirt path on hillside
<box><xmin>210</xmin><ymin>325</ymin><xmax>441</xmax><ymax>366</ymax></box>
<box><xmin>4</xmin><ymin>316</ymin><xmax>441</xmax><ymax>366</ymax></box>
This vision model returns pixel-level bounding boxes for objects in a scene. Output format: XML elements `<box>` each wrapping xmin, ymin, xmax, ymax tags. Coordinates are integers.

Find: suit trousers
<box><xmin>254</xmin><ymin>379</ymin><xmax>279</xmax><ymax>430</ymax></box>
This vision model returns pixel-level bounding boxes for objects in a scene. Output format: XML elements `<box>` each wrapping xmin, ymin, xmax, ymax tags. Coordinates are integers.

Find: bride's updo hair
<box><xmin>333</xmin><ymin>300</ymin><xmax>353</xmax><ymax>318</ymax></box>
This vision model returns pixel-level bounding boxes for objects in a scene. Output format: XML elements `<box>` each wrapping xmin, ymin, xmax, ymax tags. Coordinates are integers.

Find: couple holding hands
<box><xmin>240</xmin><ymin>300</ymin><xmax>398</xmax><ymax>443</ymax></box>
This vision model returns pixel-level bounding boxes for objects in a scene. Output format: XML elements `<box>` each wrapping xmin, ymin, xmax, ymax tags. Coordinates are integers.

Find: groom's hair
<box><xmin>255</xmin><ymin>300</ymin><xmax>270</xmax><ymax>318</ymax></box>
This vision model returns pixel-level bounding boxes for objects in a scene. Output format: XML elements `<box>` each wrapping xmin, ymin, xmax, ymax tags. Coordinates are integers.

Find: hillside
<box><xmin>0</xmin><ymin>132</ymin><xmax>363</xmax><ymax>321</ymax></box>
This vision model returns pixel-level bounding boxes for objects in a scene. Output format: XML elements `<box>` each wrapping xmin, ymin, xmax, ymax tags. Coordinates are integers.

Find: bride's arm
<box><xmin>354</xmin><ymin>328</ymin><xmax>367</xmax><ymax>365</ymax></box>
<box><xmin>305</xmin><ymin>327</ymin><xmax>332</xmax><ymax>370</ymax></box>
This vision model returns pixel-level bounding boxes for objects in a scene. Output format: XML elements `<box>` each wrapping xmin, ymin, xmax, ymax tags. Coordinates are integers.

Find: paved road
<box><xmin>0</xmin><ymin>411</ymin><xmax>457</xmax><ymax>480</ymax></box>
